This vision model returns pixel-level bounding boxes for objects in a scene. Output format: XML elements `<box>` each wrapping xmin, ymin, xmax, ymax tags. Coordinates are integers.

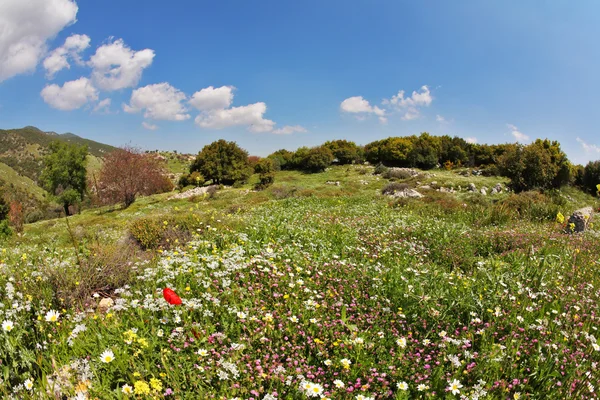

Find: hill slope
<box><xmin>0</xmin><ymin>126</ymin><xmax>115</xmax><ymax>182</ymax></box>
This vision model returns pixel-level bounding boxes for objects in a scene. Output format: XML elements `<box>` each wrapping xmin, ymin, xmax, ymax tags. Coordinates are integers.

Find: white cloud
<box><xmin>142</xmin><ymin>121</ymin><xmax>158</xmax><ymax>131</ymax></box>
<box><xmin>465</xmin><ymin>137</ymin><xmax>478</xmax><ymax>144</ymax></box>
<box><xmin>0</xmin><ymin>0</ymin><xmax>78</xmax><ymax>82</ymax></box>
<box><xmin>340</xmin><ymin>96</ymin><xmax>386</xmax><ymax>123</ymax></box>
<box><xmin>507</xmin><ymin>124</ymin><xmax>530</xmax><ymax>142</ymax></box>
<box><xmin>384</xmin><ymin>85</ymin><xmax>433</xmax><ymax>120</ymax></box>
<box><xmin>43</xmin><ymin>34</ymin><xmax>91</xmax><ymax>79</ymax></box>
<box><xmin>93</xmin><ymin>98</ymin><xmax>111</xmax><ymax>113</ymax></box>
<box><xmin>576</xmin><ymin>137</ymin><xmax>600</xmax><ymax>154</ymax></box>
<box><xmin>189</xmin><ymin>86</ymin><xmax>283</xmax><ymax>133</ymax></box>
<box><xmin>89</xmin><ymin>38</ymin><xmax>154</xmax><ymax>91</ymax></box>
<box><xmin>436</xmin><ymin>114</ymin><xmax>450</xmax><ymax>124</ymax></box>
<box><xmin>195</xmin><ymin>102</ymin><xmax>275</xmax><ymax>132</ymax></box>
<box><xmin>124</xmin><ymin>82</ymin><xmax>189</xmax><ymax>121</ymax></box>
<box><xmin>272</xmin><ymin>125</ymin><xmax>307</xmax><ymax>135</ymax></box>
<box><xmin>40</xmin><ymin>77</ymin><xmax>98</xmax><ymax>110</ymax></box>
<box><xmin>189</xmin><ymin>86</ymin><xmax>234</xmax><ymax>111</ymax></box>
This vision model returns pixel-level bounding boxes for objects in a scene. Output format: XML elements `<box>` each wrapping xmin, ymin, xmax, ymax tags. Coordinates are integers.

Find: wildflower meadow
<box><xmin>1</xmin><ymin>168</ymin><xmax>599</xmax><ymax>399</ymax></box>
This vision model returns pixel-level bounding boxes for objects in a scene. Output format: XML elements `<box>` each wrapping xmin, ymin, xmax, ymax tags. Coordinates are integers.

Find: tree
<box><xmin>323</xmin><ymin>140</ymin><xmax>362</xmax><ymax>164</ymax></box>
<box><xmin>267</xmin><ymin>149</ymin><xmax>294</xmax><ymax>170</ymax></box>
<box><xmin>302</xmin><ymin>146</ymin><xmax>334</xmax><ymax>172</ymax></box>
<box><xmin>40</xmin><ymin>141</ymin><xmax>88</xmax><ymax>216</ymax></box>
<box><xmin>583</xmin><ymin>160</ymin><xmax>600</xmax><ymax>196</ymax></box>
<box><xmin>96</xmin><ymin>147</ymin><xmax>174</xmax><ymax>208</ymax></box>
<box><xmin>255</xmin><ymin>158</ymin><xmax>276</xmax><ymax>189</ymax></box>
<box><xmin>0</xmin><ymin>195</ymin><xmax>8</xmax><ymax>221</ymax></box>
<box><xmin>497</xmin><ymin>139</ymin><xmax>571</xmax><ymax>192</ymax></box>
<box><xmin>190</xmin><ymin>140</ymin><xmax>252</xmax><ymax>185</ymax></box>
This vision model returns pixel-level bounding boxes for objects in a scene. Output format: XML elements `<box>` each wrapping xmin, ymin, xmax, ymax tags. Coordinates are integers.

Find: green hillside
<box><xmin>0</xmin><ymin>162</ymin><xmax>47</xmax><ymax>200</ymax></box>
<box><xmin>0</xmin><ymin>126</ymin><xmax>115</xmax><ymax>182</ymax></box>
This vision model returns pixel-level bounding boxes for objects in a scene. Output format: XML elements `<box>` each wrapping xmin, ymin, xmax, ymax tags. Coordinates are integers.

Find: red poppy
<box><xmin>163</xmin><ymin>288</ymin><xmax>182</xmax><ymax>305</ymax></box>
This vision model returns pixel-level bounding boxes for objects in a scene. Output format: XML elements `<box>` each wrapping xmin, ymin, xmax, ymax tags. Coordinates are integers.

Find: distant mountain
<box><xmin>0</xmin><ymin>126</ymin><xmax>115</xmax><ymax>182</ymax></box>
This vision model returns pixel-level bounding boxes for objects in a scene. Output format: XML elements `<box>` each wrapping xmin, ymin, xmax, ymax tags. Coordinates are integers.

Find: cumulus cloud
<box><xmin>576</xmin><ymin>137</ymin><xmax>600</xmax><ymax>154</ymax></box>
<box><xmin>123</xmin><ymin>82</ymin><xmax>190</xmax><ymax>121</ymax></box>
<box><xmin>383</xmin><ymin>85</ymin><xmax>432</xmax><ymax>120</ymax></box>
<box><xmin>194</xmin><ymin>102</ymin><xmax>275</xmax><ymax>132</ymax></box>
<box><xmin>93</xmin><ymin>98</ymin><xmax>111</xmax><ymax>113</ymax></box>
<box><xmin>89</xmin><ymin>39</ymin><xmax>155</xmax><ymax>91</ymax></box>
<box><xmin>40</xmin><ymin>77</ymin><xmax>98</xmax><ymax>110</ymax></box>
<box><xmin>465</xmin><ymin>137</ymin><xmax>478</xmax><ymax>144</ymax></box>
<box><xmin>340</xmin><ymin>96</ymin><xmax>386</xmax><ymax>123</ymax></box>
<box><xmin>0</xmin><ymin>0</ymin><xmax>78</xmax><ymax>82</ymax></box>
<box><xmin>43</xmin><ymin>34</ymin><xmax>91</xmax><ymax>79</ymax></box>
<box><xmin>272</xmin><ymin>125</ymin><xmax>307</xmax><ymax>135</ymax></box>
<box><xmin>507</xmin><ymin>124</ymin><xmax>529</xmax><ymax>142</ymax></box>
<box><xmin>190</xmin><ymin>86</ymin><xmax>283</xmax><ymax>133</ymax></box>
<box><xmin>142</xmin><ymin>121</ymin><xmax>158</xmax><ymax>131</ymax></box>
<box><xmin>189</xmin><ymin>86</ymin><xmax>235</xmax><ymax>111</ymax></box>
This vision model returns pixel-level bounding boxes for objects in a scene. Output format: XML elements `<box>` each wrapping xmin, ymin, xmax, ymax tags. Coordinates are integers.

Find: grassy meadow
<box><xmin>1</xmin><ymin>166</ymin><xmax>599</xmax><ymax>399</ymax></box>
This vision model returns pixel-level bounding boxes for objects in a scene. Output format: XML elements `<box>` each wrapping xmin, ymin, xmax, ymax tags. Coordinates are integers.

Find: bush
<box><xmin>255</xmin><ymin>158</ymin><xmax>276</xmax><ymax>190</ymax></box>
<box><xmin>374</xmin><ymin>163</ymin><xmax>388</xmax><ymax>175</ymax></box>
<box><xmin>383</xmin><ymin>168</ymin><xmax>413</xmax><ymax>180</ymax></box>
<box><xmin>0</xmin><ymin>220</ymin><xmax>11</xmax><ymax>240</ymax></box>
<box><xmin>582</xmin><ymin>160</ymin><xmax>600</xmax><ymax>196</ymax></box>
<box><xmin>381</xmin><ymin>182</ymin><xmax>409</xmax><ymax>195</ymax></box>
<box><xmin>130</xmin><ymin>218</ymin><xmax>164</xmax><ymax>249</ymax></box>
<box><xmin>499</xmin><ymin>191</ymin><xmax>561</xmax><ymax>222</ymax></box>
<box><xmin>497</xmin><ymin>139</ymin><xmax>571</xmax><ymax>192</ymax></box>
<box><xmin>191</xmin><ymin>140</ymin><xmax>252</xmax><ymax>185</ymax></box>
<box><xmin>301</xmin><ymin>146</ymin><xmax>334</xmax><ymax>172</ymax></box>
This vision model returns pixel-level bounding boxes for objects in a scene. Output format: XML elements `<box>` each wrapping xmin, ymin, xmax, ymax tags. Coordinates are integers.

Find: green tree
<box><xmin>582</xmin><ymin>160</ymin><xmax>600</xmax><ymax>196</ymax></box>
<box><xmin>40</xmin><ymin>141</ymin><xmax>88</xmax><ymax>216</ymax></box>
<box><xmin>323</xmin><ymin>140</ymin><xmax>362</xmax><ymax>164</ymax></box>
<box><xmin>267</xmin><ymin>149</ymin><xmax>294</xmax><ymax>170</ymax></box>
<box><xmin>497</xmin><ymin>139</ymin><xmax>571</xmax><ymax>192</ymax></box>
<box><xmin>302</xmin><ymin>146</ymin><xmax>334</xmax><ymax>172</ymax></box>
<box><xmin>255</xmin><ymin>158</ymin><xmax>276</xmax><ymax>189</ymax></box>
<box><xmin>190</xmin><ymin>140</ymin><xmax>252</xmax><ymax>185</ymax></box>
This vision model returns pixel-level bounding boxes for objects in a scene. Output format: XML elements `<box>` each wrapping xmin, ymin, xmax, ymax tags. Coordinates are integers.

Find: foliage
<box><xmin>381</xmin><ymin>182</ymin><xmax>410</xmax><ymax>194</ymax></box>
<box><xmin>323</xmin><ymin>139</ymin><xmax>362</xmax><ymax>164</ymax></box>
<box><xmin>94</xmin><ymin>147</ymin><xmax>173</xmax><ymax>208</ymax></box>
<box><xmin>301</xmin><ymin>146</ymin><xmax>335</xmax><ymax>172</ymax></box>
<box><xmin>582</xmin><ymin>160</ymin><xmax>600</xmax><ymax>196</ymax></box>
<box><xmin>497</xmin><ymin>139</ymin><xmax>571</xmax><ymax>192</ymax></box>
<box><xmin>0</xmin><ymin>195</ymin><xmax>8</xmax><ymax>221</ymax></box>
<box><xmin>267</xmin><ymin>149</ymin><xmax>294</xmax><ymax>171</ymax></box>
<box><xmin>40</xmin><ymin>141</ymin><xmax>88</xmax><ymax>215</ymax></box>
<box><xmin>0</xmin><ymin>220</ymin><xmax>11</xmax><ymax>239</ymax></box>
<box><xmin>254</xmin><ymin>158</ymin><xmax>276</xmax><ymax>190</ymax></box>
<box><xmin>8</xmin><ymin>201</ymin><xmax>24</xmax><ymax>233</ymax></box>
<box><xmin>190</xmin><ymin>140</ymin><xmax>252</xmax><ymax>185</ymax></box>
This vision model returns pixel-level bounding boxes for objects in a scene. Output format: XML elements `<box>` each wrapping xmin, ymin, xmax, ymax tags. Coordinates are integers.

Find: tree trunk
<box><xmin>63</xmin><ymin>203</ymin><xmax>71</xmax><ymax>216</ymax></box>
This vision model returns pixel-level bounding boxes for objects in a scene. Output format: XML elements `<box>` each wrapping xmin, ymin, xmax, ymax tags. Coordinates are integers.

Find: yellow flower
<box><xmin>150</xmin><ymin>378</ymin><xmax>163</xmax><ymax>392</ymax></box>
<box><xmin>134</xmin><ymin>381</ymin><xmax>151</xmax><ymax>395</ymax></box>
<box><xmin>556</xmin><ymin>212</ymin><xmax>565</xmax><ymax>224</ymax></box>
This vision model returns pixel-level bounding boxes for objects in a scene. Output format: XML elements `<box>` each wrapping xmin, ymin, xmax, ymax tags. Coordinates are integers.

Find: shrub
<box><xmin>130</xmin><ymin>218</ymin><xmax>164</xmax><ymax>249</ymax></box>
<box><xmin>255</xmin><ymin>158</ymin><xmax>276</xmax><ymax>190</ymax></box>
<box><xmin>497</xmin><ymin>139</ymin><xmax>571</xmax><ymax>192</ymax></box>
<box><xmin>381</xmin><ymin>182</ymin><xmax>409</xmax><ymax>195</ymax></box>
<box><xmin>322</xmin><ymin>140</ymin><xmax>362</xmax><ymax>164</ymax></box>
<box><xmin>499</xmin><ymin>191</ymin><xmax>561</xmax><ymax>221</ymax></box>
<box><xmin>383</xmin><ymin>168</ymin><xmax>413</xmax><ymax>180</ymax></box>
<box><xmin>0</xmin><ymin>220</ymin><xmax>11</xmax><ymax>240</ymax></box>
<box><xmin>191</xmin><ymin>140</ymin><xmax>252</xmax><ymax>185</ymax></box>
<box><xmin>302</xmin><ymin>146</ymin><xmax>334</xmax><ymax>172</ymax></box>
<box><xmin>374</xmin><ymin>163</ymin><xmax>388</xmax><ymax>175</ymax></box>
<box><xmin>271</xmin><ymin>186</ymin><xmax>298</xmax><ymax>199</ymax></box>
<box><xmin>582</xmin><ymin>160</ymin><xmax>600</xmax><ymax>196</ymax></box>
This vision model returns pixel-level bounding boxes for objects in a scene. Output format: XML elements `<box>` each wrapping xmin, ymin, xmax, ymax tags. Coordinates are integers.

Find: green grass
<box><xmin>0</xmin><ymin>161</ymin><xmax>47</xmax><ymax>200</ymax></box>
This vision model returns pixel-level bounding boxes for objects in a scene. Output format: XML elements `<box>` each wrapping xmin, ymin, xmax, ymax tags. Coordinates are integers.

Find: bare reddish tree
<box><xmin>96</xmin><ymin>146</ymin><xmax>174</xmax><ymax>208</ymax></box>
<box><xmin>8</xmin><ymin>201</ymin><xmax>24</xmax><ymax>233</ymax></box>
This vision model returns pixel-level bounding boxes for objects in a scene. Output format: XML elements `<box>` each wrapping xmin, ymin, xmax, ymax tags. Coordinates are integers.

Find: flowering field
<box><xmin>1</xmin><ymin>176</ymin><xmax>600</xmax><ymax>399</ymax></box>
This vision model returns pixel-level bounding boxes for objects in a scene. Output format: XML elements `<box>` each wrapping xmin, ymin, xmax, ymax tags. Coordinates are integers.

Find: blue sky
<box><xmin>1</xmin><ymin>0</ymin><xmax>599</xmax><ymax>164</ymax></box>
